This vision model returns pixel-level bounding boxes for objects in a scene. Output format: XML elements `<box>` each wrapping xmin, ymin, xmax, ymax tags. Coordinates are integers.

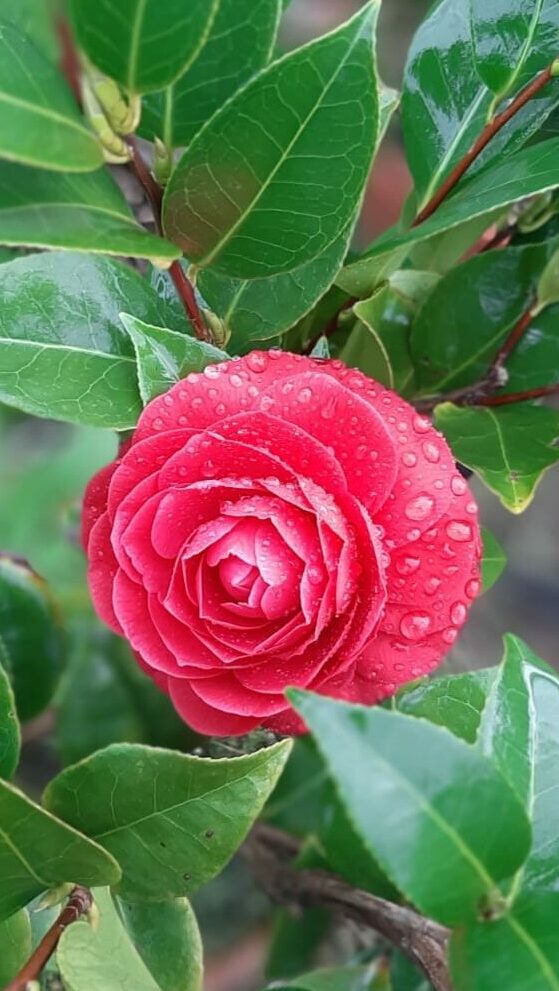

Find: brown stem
<box><xmin>242</xmin><ymin>824</ymin><xmax>451</xmax><ymax>991</ymax></box>
<box><xmin>476</xmin><ymin>383</ymin><xmax>559</xmax><ymax>405</ymax></box>
<box><xmin>417</xmin><ymin>299</ymin><xmax>539</xmax><ymax>411</ymax></box>
<box><xmin>479</xmin><ymin>221</ymin><xmax>517</xmax><ymax>253</ymax></box>
<box><xmin>412</xmin><ymin>63</ymin><xmax>557</xmax><ymax>227</ymax></box>
<box><xmin>2</xmin><ymin>887</ymin><xmax>92</xmax><ymax>991</ymax></box>
<box><xmin>125</xmin><ymin>137</ymin><xmax>211</xmax><ymax>343</ymax></box>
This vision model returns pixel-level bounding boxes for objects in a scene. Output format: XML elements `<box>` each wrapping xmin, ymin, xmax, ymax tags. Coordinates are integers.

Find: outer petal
<box><xmin>87</xmin><ymin>514</ymin><xmax>122</xmax><ymax>634</ymax></box>
<box><xmin>169</xmin><ymin>677</ymin><xmax>260</xmax><ymax>735</ymax></box>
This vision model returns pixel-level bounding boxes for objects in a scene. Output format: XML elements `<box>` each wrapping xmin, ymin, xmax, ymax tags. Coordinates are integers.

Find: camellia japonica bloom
<box><xmin>83</xmin><ymin>351</ymin><xmax>481</xmax><ymax>735</ymax></box>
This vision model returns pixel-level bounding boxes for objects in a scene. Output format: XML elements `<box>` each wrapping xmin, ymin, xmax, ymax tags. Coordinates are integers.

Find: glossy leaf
<box><xmin>450</xmin><ymin>892</ymin><xmax>559</xmax><ymax>991</ymax></box>
<box><xmin>390</xmin><ymin>953</ymin><xmax>432</xmax><ymax>991</ymax></box>
<box><xmin>44</xmin><ymin>740</ymin><xmax>292</xmax><ymax>901</ymax></box>
<box><xmin>481</xmin><ymin>527</ymin><xmax>507</xmax><ymax>593</ymax></box>
<box><xmin>0</xmin><ymin>161</ymin><xmax>179</xmax><ymax>263</ymax></box>
<box><xmin>267</xmin><ymin>905</ymin><xmax>330</xmax><ymax>983</ymax></box>
<box><xmin>0</xmin><ymin>910</ymin><xmax>32</xmax><ymax>986</ymax></box>
<box><xmin>0</xmin><ymin>779</ymin><xmax>121</xmax><ymax>922</ymax></box>
<box><xmin>320</xmin><ymin>794</ymin><xmax>400</xmax><ymax>902</ymax></box>
<box><xmin>0</xmin><ymin>555</ymin><xmax>64</xmax><ymax>721</ymax></box>
<box><xmin>141</xmin><ymin>0</ymin><xmax>281</xmax><ymax>147</ymax></box>
<box><xmin>471</xmin><ymin>0</ymin><xmax>559</xmax><ymax>98</ymax></box>
<box><xmin>120</xmin><ymin>313</ymin><xmax>227</xmax><ymax>404</ymax></box>
<box><xmin>0</xmin><ymin>22</ymin><xmax>101</xmax><ymax>172</ymax></box>
<box><xmin>0</xmin><ymin>0</ymin><xmax>59</xmax><ymax>59</ymax></box>
<box><xmin>435</xmin><ymin>402</ymin><xmax>559</xmax><ymax>513</ymax></box>
<box><xmin>343</xmin><ymin>272</ymin><xmax>439</xmax><ymax>395</ymax></box>
<box><xmin>198</xmin><ymin>228</ymin><xmax>351</xmax><ymax>353</ymax></box>
<box><xmin>396</xmin><ymin>668</ymin><xmax>497</xmax><ymax>744</ymax></box>
<box><xmin>479</xmin><ymin>635</ymin><xmax>559</xmax><ymax>894</ymax></box>
<box><xmin>58</xmin><ymin>888</ymin><xmax>161</xmax><ymax>991</ymax></box>
<box><xmin>0</xmin><ymin>661</ymin><xmax>19</xmax><ymax>779</ymax></box>
<box><xmin>118</xmin><ymin>897</ymin><xmax>203</xmax><ymax>991</ymax></box>
<box><xmin>339</xmin><ymin>138</ymin><xmax>559</xmax><ymax>296</ymax></box>
<box><xmin>411</xmin><ymin>245</ymin><xmax>551</xmax><ymax>395</ymax></box>
<box><xmin>0</xmin><ymin>252</ymin><xmax>186</xmax><ymax>428</ymax></box>
<box><xmin>289</xmin><ymin>690</ymin><xmax>531</xmax><ymax>926</ymax></box>
<box><xmin>162</xmin><ymin>3</ymin><xmax>380</xmax><ymax>278</ymax></box>
<box><xmin>71</xmin><ymin>0</ymin><xmax>218</xmax><ymax>95</ymax></box>
<box><xmin>402</xmin><ymin>0</ymin><xmax>559</xmax><ymax>208</ymax></box>
<box><xmin>264</xmin><ymin>737</ymin><xmax>332</xmax><ymax>837</ymax></box>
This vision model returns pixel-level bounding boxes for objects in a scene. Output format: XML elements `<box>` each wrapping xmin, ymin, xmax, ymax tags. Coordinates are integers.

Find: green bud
<box><xmin>37</xmin><ymin>882</ymin><xmax>74</xmax><ymax>911</ymax></box>
<box><xmin>154</xmin><ymin>137</ymin><xmax>174</xmax><ymax>185</ymax></box>
<box><xmin>81</xmin><ymin>76</ymin><xmax>130</xmax><ymax>164</ymax></box>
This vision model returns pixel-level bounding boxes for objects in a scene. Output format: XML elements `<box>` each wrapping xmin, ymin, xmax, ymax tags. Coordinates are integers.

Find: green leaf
<box><xmin>0</xmin><ymin>160</ymin><xmax>179</xmax><ymax>263</ymax></box>
<box><xmin>320</xmin><ymin>793</ymin><xmax>400</xmax><ymax>902</ymax></box>
<box><xmin>267</xmin><ymin>905</ymin><xmax>330</xmax><ymax>983</ymax></box>
<box><xmin>44</xmin><ymin>740</ymin><xmax>292</xmax><ymax>901</ymax></box>
<box><xmin>120</xmin><ymin>313</ymin><xmax>227</xmax><ymax>404</ymax></box>
<box><xmin>471</xmin><ymin>0</ymin><xmax>559</xmax><ymax>98</ymax></box>
<box><xmin>0</xmin><ymin>779</ymin><xmax>121</xmax><ymax>922</ymax></box>
<box><xmin>396</xmin><ymin>668</ymin><xmax>497</xmax><ymax>744</ymax></box>
<box><xmin>58</xmin><ymin>888</ymin><xmax>162</xmax><ymax>991</ymax></box>
<box><xmin>198</xmin><ymin>227</ymin><xmax>351</xmax><ymax>353</ymax></box>
<box><xmin>0</xmin><ymin>22</ymin><xmax>101</xmax><ymax>172</ymax></box>
<box><xmin>162</xmin><ymin>3</ymin><xmax>380</xmax><ymax>278</ymax></box>
<box><xmin>479</xmin><ymin>635</ymin><xmax>559</xmax><ymax>894</ymax></box>
<box><xmin>0</xmin><ymin>661</ymin><xmax>19</xmax><ymax>779</ymax></box>
<box><xmin>0</xmin><ymin>424</ymin><xmax>115</xmax><ymax>598</ymax></box>
<box><xmin>450</xmin><ymin>891</ymin><xmax>559</xmax><ymax>991</ymax></box>
<box><xmin>536</xmin><ymin>244</ymin><xmax>559</xmax><ymax>308</ymax></box>
<box><xmin>402</xmin><ymin>0</ymin><xmax>559</xmax><ymax>209</ymax></box>
<box><xmin>390</xmin><ymin>953</ymin><xmax>432</xmax><ymax>991</ymax></box>
<box><xmin>481</xmin><ymin>527</ymin><xmax>507</xmax><ymax>593</ymax></box>
<box><xmin>56</xmin><ymin>624</ymin><xmax>145</xmax><ymax>766</ymax></box>
<box><xmin>71</xmin><ymin>0</ymin><xmax>219</xmax><ymax>95</ymax></box>
<box><xmin>310</xmin><ymin>336</ymin><xmax>330</xmax><ymax>360</ymax></box>
<box><xmin>0</xmin><ymin>252</ymin><xmax>187</xmax><ymax>428</ymax></box>
<box><xmin>0</xmin><ymin>909</ymin><xmax>32</xmax><ymax>986</ymax></box>
<box><xmin>339</xmin><ymin>138</ymin><xmax>559</xmax><ymax>296</ymax></box>
<box><xmin>264</xmin><ymin>737</ymin><xmax>332</xmax><ymax>837</ymax></box>
<box><xmin>272</xmin><ymin>965</ymin><xmax>387</xmax><ymax>990</ymax></box>
<box><xmin>118</xmin><ymin>897</ymin><xmax>203</xmax><ymax>991</ymax></box>
<box><xmin>0</xmin><ymin>555</ymin><xmax>64</xmax><ymax>721</ymax></box>
<box><xmin>434</xmin><ymin>402</ymin><xmax>559</xmax><ymax>513</ymax></box>
<box><xmin>141</xmin><ymin>0</ymin><xmax>281</xmax><ymax>148</ymax></box>
<box><xmin>343</xmin><ymin>272</ymin><xmax>439</xmax><ymax>395</ymax></box>
<box><xmin>0</xmin><ymin>0</ymin><xmax>59</xmax><ymax>59</ymax></box>
<box><xmin>289</xmin><ymin>690</ymin><xmax>531</xmax><ymax>926</ymax></box>
<box><xmin>410</xmin><ymin>245</ymin><xmax>551</xmax><ymax>395</ymax></box>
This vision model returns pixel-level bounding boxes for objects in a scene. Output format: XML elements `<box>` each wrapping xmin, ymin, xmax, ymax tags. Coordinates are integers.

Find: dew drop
<box><xmin>298</xmin><ymin>387</ymin><xmax>313</xmax><ymax>404</ymax></box>
<box><xmin>402</xmin><ymin>451</ymin><xmax>417</xmax><ymax>467</ymax></box>
<box><xmin>153</xmin><ymin>417</ymin><xmax>164</xmax><ymax>431</ymax></box>
<box><xmin>229</xmin><ymin>373</ymin><xmax>244</xmax><ymax>388</ymax></box>
<box><xmin>307</xmin><ymin>566</ymin><xmax>323</xmax><ymax>585</ymax></box>
<box><xmin>178</xmin><ymin>415</ymin><xmax>188</xmax><ymax>426</ymax></box>
<box><xmin>406</xmin><ymin>528</ymin><xmax>421</xmax><ymax>542</ymax></box>
<box><xmin>466</xmin><ymin>578</ymin><xmax>480</xmax><ymax>599</ymax></box>
<box><xmin>451</xmin><ymin>476</ymin><xmax>467</xmax><ymax>496</ymax></box>
<box><xmin>394</xmin><ymin>662</ymin><xmax>406</xmax><ymax>673</ymax></box>
<box><xmin>163</xmin><ymin>394</ymin><xmax>174</xmax><ymax>407</ymax></box>
<box><xmin>247</xmin><ymin>353</ymin><xmax>268</xmax><ymax>373</ymax></box>
<box><xmin>215</xmin><ymin>403</ymin><xmax>227</xmax><ymax>416</ymax></box>
<box><xmin>405</xmin><ymin>493</ymin><xmax>435</xmax><ymax>522</ymax></box>
<box><xmin>395</xmin><ymin>555</ymin><xmax>421</xmax><ymax>577</ymax></box>
<box><xmin>204</xmin><ymin>364</ymin><xmax>220</xmax><ymax>379</ymax></box>
<box><xmin>399</xmin><ymin>611</ymin><xmax>432</xmax><ymax>641</ymax></box>
<box><xmin>446</xmin><ymin>521</ymin><xmax>473</xmax><ymax>543</ymax></box>
<box><xmin>466</xmin><ymin>501</ymin><xmax>478</xmax><ymax>515</ymax></box>
<box><xmin>413</xmin><ymin>415</ymin><xmax>431</xmax><ymax>434</ymax></box>
<box><xmin>442</xmin><ymin>627</ymin><xmax>458</xmax><ymax>645</ymax></box>
<box><xmin>451</xmin><ymin>602</ymin><xmax>467</xmax><ymax>626</ymax></box>
<box><xmin>424</xmin><ymin>576</ymin><xmax>442</xmax><ymax>595</ymax></box>
<box><xmin>422</xmin><ymin>441</ymin><xmax>440</xmax><ymax>463</ymax></box>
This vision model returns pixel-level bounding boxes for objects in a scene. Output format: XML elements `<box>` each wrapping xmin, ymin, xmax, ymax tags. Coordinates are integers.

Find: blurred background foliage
<box><xmin>0</xmin><ymin>1</ymin><xmax>557</xmax><ymax>988</ymax></box>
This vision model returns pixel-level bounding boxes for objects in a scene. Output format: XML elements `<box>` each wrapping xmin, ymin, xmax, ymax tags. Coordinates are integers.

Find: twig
<box><xmin>125</xmin><ymin>137</ymin><xmax>211</xmax><ymax>343</ymax></box>
<box><xmin>476</xmin><ymin>383</ymin><xmax>559</xmax><ymax>406</ymax></box>
<box><xmin>2</xmin><ymin>887</ymin><xmax>92</xmax><ymax>991</ymax></box>
<box><xmin>242</xmin><ymin>823</ymin><xmax>451</xmax><ymax>991</ymax></box>
<box><xmin>412</xmin><ymin>62</ymin><xmax>557</xmax><ymax>227</ymax></box>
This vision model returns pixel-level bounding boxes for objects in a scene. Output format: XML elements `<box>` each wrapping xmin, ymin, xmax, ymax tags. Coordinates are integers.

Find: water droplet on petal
<box><xmin>153</xmin><ymin>417</ymin><xmax>164</xmax><ymax>431</ymax></box>
<box><xmin>413</xmin><ymin>415</ymin><xmax>431</xmax><ymax>434</ymax></box>
<box><xmin>424</xmin><ymin>576</ymin><xmax>442</xmax><ymax>595</ymax></box>
<box><xmin>395</xmin><ymin>555</ymin><xmax>421</xmax><ymax>577</ymax></box>
<box><xmin>423</xmin><ymin>441</ymin><xmax>440</xmax><ymax>463</ymax></box>
<box><xmin>399</xmin><ymin>611</ymin><xmax>432</xmax><ymax>641</ymax></box>
<box><xmin>247</xmin><ymin>353</ymin><xmax>268</xmax><ymax>373</ymax></box>
<box><xmin>405</xmin><ymin>493</ymin><xmax>435</xmax><ymax>521</ymax></box>
<box><xmin>446</xmin><ymin>521</ymin><xmax>473</xmax><ymax>542</ymax></box>
<box><xmin>451</xmin><ymin>476</ymin><xmax>467</xmax><ymax>496</ymax></box>
<box><xmin>402</xmin><ymin>451</ymin><xmax>417</xmax><ymax>467</ymax></box>
<box><xmin>466</xmin><ymin>501</ymin><xmax>478</xmax><ymax>515</ymax></box>
<box><xmin>298</xmin><ymin>387</ymin><xmax>313</xmax><ymax>403</ymax></box>
<box><xmin>229</xmin><ymin>373</ymin><xmax>243</xmax><ymax>388</ymax></box>
<box><xmin>451</xmin><ymin>602</ymin><xmax>467</xmax><ymax>625</ymax></box>
<box><xmin>442</xmin><ymin>627</ymin><xmax>458</xmax><ymax>645</ymax></box>
<box><xmin>466</xmin><ymin>578</ymin><xmax>480</xmax><ymax>599</ymax></box>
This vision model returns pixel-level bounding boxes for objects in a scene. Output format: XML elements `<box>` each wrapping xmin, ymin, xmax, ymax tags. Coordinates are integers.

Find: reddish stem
<box><xmin>2</xmin><ymin>887</ymin><xmax>92</xmax><ymax>991</ymax></box>
<box><xmin>125</xmin><ymin>138</ymin><xmax>210</xmax><ymax>343</ymax></box>
<box><xmin>476</xmin><ymin>383</ymin><xmax>559</xmax><ymax>406</ymax></box>
<box><xmin>491</xmin><ymin>300</ymin><xmax>538</xmax><ymax>372</ymax></box>
<box><xmin>412</xmin><ymin>63</ymin><xmax>556</xmax><ymax>227</ymax></box>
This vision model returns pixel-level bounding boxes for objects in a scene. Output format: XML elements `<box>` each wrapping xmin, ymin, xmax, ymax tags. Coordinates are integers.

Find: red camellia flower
<box><xmin>83</xmin><ymin>351</ymin><xmax>481</xmax><ymax>735</ymax></box>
